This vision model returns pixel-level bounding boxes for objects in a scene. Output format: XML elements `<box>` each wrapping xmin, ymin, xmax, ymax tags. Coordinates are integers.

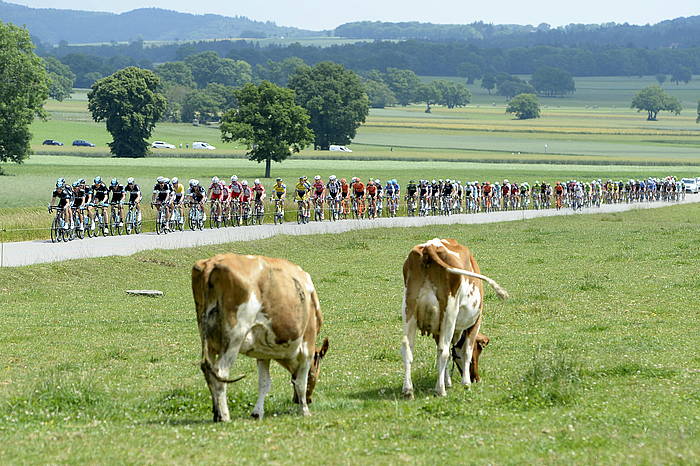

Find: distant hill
<box><xmin>335</xmin><ymin>18</ymin><xmax>700</xmax><ymax>48</ymax></box>
<box><xmin>0</xmin><ymin>1</ymin><xmax>324</xmax><ymax>44</ymax></box>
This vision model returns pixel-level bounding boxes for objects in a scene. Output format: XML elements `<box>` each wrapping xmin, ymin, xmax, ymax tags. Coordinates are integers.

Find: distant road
<box><xmin>2</xmin><ymin>196</ymin><xmax>698</xmax><ymax>267</ymax></box>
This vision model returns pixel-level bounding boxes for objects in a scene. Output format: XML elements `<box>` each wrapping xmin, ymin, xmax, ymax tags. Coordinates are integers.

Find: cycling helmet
<box><xmin>72</xmin><ymin>181</ymin><xmax>80</xmax><ymax>187</ymax></box>
<box><xmin>127</xmin><ymin>177</ymin><xmax>135</xmax><ymax>184</ymax></box>
<box><xmin>157</xmin><ymin>176</ymin><xmax>165</xmax><ymax>183</ymax></box>
<box><xmin>189</xmin><ymin>179</ymin><xmax>196</xmax><ymax>187</ymax></box>
<box><xmin>392</xmin><ymin>179</ymin><xmax>398</xmax><ymax>184</ymax></box>
<box><xmin>231</xmin><ymin>175</ymin><xmax>238</xmax><ymax>182</ymax></box>
<box><xmin>302</xmin><ymin>176</ymin><xmax>308</xmax><ymax>180</ymax></box>
<box><xmin>329</xmin><ymin>175</ymin><xmax>337</xmax><ymax>181</ymax></box>
<box><xmin>299</xmin><ymin>176</ymin><xmax>305</xmax><ymax>180</ymax></box>
<box><xmin>192</xmin><ymin>179</ymin><xmax>200</xmax><ymax>187</ymax></box>
<box><xmin>212</xmin><ymin>176</ymin><xmax>219</xmax><ymax>184</ymax></box>
<box><xmin>93</xmin><ymin>176</ymin><xmax>101</xmax><ymax>184</ymax></box>
<box><xmin>254</xmin><ymin>179</ymin><xmax>261</xmax><ymax>185</ymax></box>
<box><xmin>111</xmin><ymin>178</ymin><xmax>118</xmax><ymax>186</ymax></box>
<box><xmin>276</xmin><ymin>177</ymin><xmax>282</xmax><ymax>182</ymax></box>
<box><xmin>375</xmin><ymin>179</ymin><xmax>380</xmax><ymax>184</ymax></box>
<box><xmin>432</xmin><ymin>179</ymin><xmax>437</xmax><ymax>184</ymax></box>
<box><xmin>242</xmin><ymin>180</ymin><xmax>248</xmax><ymax>186</ymax></box>
<box><xmin>340</xmin><ymin>178</ymin><xmax>347</xmax><ymax>183</ymax></box>
<box><xmin>314</xmin><ymin>175</ymin><xmax>321</xmax><ymax>181</ymax></box>
<box><xmin>163</xmin><ymin>178</ymin><xmax>170</xmax><ymax>184</ymax></box>
<box><xmin>78</xmin><ymin>178</ymin><xmax>86</xmax><ymax>185</ymax></box>
<box><xmin>172</xmin><ymin>177</ymin><xmax>178</xmax><ymax>184</ymax></box>
<box><xmin>56</xmin><ymin>180</ymin><xmax>64</xmax><ymax>188</ymax></box>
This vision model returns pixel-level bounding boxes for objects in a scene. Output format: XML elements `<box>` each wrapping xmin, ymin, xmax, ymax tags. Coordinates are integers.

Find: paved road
<box><xmin>2</xmin><ymin>196</ymin><xmax>698</xmax><ymax>267</ymax></box>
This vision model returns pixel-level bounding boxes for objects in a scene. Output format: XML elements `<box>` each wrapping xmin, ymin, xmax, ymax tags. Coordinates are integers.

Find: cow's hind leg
<box><xmin>435</xmin><ymin>296</ymin><xmax>458</xmax><ymax>397</ymax></box>
<box><xmin>292</xmin><ymin>358</ymin><xmax>312</xmax><ymax>416</ymax></box>
<box><xmin>401</xmin><ymin>306</ymin><xmax>417</xmax><ymax>399</ymax></box>
<box><xmin>251</xmin><ymin>359</ymin><xmax>271</xmax><ymax>420</ymax></box>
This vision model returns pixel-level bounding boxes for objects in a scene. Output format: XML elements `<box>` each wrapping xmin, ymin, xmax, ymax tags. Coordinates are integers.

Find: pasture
<box><xmin>0</xmin><ymin>204</ymin><xmax>698</xmax><ymax>463</ymax></box>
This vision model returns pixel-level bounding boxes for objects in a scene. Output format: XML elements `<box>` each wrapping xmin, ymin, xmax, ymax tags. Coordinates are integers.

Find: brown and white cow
<box><xmin>192</xmin><ymin>253</ymin><xmax>329</xmax><ymax>421</ymax></box>
<box><xmin>401</xmin><ymin>238</ymin><xmax>507</xmax><ymax>398</ymax></box>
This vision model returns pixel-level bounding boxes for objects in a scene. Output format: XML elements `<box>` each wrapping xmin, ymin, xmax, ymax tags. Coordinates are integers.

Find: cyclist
<box><xmin>385</xmin><ymin>179</ymin><xmax>396</xmax><ymax>213</ymax></box>
<box><xmin>239</xmin><ymin>180</ymin><xmax>253</xmax><ymax>220</ymax></box>
<box><xmin>49</xmin><ymin>178</ymin><xmax>73</xmax><ymax>230</ymax></box>
<box><xmin>311</xmin><ymin>175</ymin><xmax>325</xmax><ymax>219</ymax></box>
<box><xmin>108</xmin><ymin>178</ymin><xmax>126</xmax><ymax>226</ymax></box>
<box><xmin>374</xmin><ymin>179</ymin><xmax>383</xmax><ymax>217</ymax></box>
<box><xmin>152</xmin><ymin>176</ymin><xmax>172</xmax><ymax>228</ymax></box>
<box><xmin>187</xmin><ymin>179</ymin><xmax>207</xmax><ymax>208</ymax></box>
<box><xmin>171</xmin><ymin>177</ymin><xmax>186</xmax><ymax>226</ymax></box>
<box><xmin>229</xmin><ymin>175</ymin><xmax>243</xmax><ymax>217</ymax></box>
<box><xmin>366</xmin><ymin>179</ymin><xmax>378</xmax><ymax>218</ymax></box>
<box><xmin>71</xmin><ymin>181</ymin><xmax>87</xmax><ymax>230</ymax></box>
<box><xmin>442</xmin><ymin>179</ymin><xmax>453</xmax><ymax>213</ymax></box>
<box><xmin>406</xmin><ymin>179</ymin><xmax>417</xmax><ymax>200</ymax></box>
<box><xmin>253</xmin><ymin>178</ymin><xmax>266</xmax><ymax>208</ymax></box>
<box><xmin>207</xmin><ymin>176</ymin><xmax>225</xmax><ymax>222</ymax></box>
<box><xmin>326</xmin><ymin>175</ymin><xmax>341</xmax><ymax>217</ymax></box>
<box><xmin>350</xmin><ymin>177</ymin><xmax>365</xmax><ymax>217</ymax></box>
<box><xmin>124</xmin><ymin>177</ymin><xmax>142</xmax><ymax>224</ymax></box>
<box><xmin>272</xmin><ymin>178</ymin><xmax>287</xmax><ymax>201</ymax></box>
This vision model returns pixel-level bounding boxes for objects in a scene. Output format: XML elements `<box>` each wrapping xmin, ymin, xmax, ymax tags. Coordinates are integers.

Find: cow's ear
<box><xmin>478</xmin><ymin>337</ymin><xmax>490</xmax><ymax>349</ymax></box>
<box><xmin>318</xmin><ymin>338</ymin><xmax>329</xmax><ymax>358</ymax></box>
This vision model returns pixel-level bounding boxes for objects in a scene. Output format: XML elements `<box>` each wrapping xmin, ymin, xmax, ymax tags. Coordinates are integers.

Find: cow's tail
<box><xmin>445</xmin><ymin>267</ymin><xmax>509</xmax><ymax>300</ymax></box>
<box><xmin>424</xmin><ymin>244</ymin><xmax>509</xmax><ymax>300</ymax></box>
<box><xmin>200</xmin><ymin>356</ymin><xmax>247</xmax><ymax>384</ymax></box>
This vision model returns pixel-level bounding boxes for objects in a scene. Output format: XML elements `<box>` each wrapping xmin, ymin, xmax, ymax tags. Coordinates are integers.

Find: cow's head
<box><xmin>299</xmin><ymin>338</ymin><xmax>329</xmax><ymax>404</ymax></box>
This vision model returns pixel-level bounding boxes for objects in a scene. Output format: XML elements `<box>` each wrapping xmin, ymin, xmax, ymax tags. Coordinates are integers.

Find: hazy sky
<box><xmin>10</xmin><ymin>0</ymin><xmax>700</xmax><ymax>30</ymax></box>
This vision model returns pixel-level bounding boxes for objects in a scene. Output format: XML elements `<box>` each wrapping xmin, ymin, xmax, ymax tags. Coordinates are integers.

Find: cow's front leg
<box><xmin>460</xmin><ymin>322</ymin><xmax>481</xmax><ymax>387</ymax></box>
<box><xmin>292</xmin><ymin>358</ymin><xmax>312</xmax><ymax>416</ymax></box>
<box><xmin>401</xmin><ymin>308</ymin><xmax>417</xmax><ymax>399</ymax></box>
<box><xmin>435</xmin><ymin>296</ymin><xmax>458</xmax><ymax>397</ymax></box>
<box><xmin>251</xmin><ymin>359</ymin><xmax>271</xmax><ymax>420</ymax></box>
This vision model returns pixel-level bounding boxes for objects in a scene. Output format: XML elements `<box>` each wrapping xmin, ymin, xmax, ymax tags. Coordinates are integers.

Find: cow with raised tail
<box><xmin>192</xmin><ymin>254</ymin><xmax>329</xmax><ymax>421</ymax></box>
<box><xmin>401</xmin><ymin>238</ymin><xmax>508</xmax><ymax>398</ymax></box>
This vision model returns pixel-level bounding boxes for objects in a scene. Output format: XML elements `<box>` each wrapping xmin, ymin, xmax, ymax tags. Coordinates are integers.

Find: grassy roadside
<box><xmin>0</xmin><ymin>204</ymin><xmax>698</xmax><ymax>463</ymax></box>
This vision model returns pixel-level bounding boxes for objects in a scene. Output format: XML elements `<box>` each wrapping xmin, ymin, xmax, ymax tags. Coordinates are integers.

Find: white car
<box><xmin>152</xmin><ymin>141</ymin><xmax>176</xmax><ymax>149</ymax></box>
<box><xmin>193</xmin><ymin>141</ymin><xmax>216</xmax><ymax>150</ymax></box>
<box><xmin>329</xmin><ymin>145</ymin><xmax>352</xmax><ymax>152</ymax></box>
<box><xmin>682</xmin><ymin>178</ymin><xmax>698</xmax><ymax>193</ymax></box>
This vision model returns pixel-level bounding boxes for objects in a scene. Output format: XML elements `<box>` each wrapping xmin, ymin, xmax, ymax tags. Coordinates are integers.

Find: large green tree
<box><xmin>631</xmin><ymin>85</ymin><xmax>682</xmax><ymax>121</ymax></box>
<box><xmin>416</xmin><ymin>82</ymin><xmax>442</xmax><ymax>113</ymax></box>
<box><xmin>289</xmin><ymin>62</ymin><xmax>369</xmax><ymax>150</ymax></box>
<box><xmin>0</xmin><ymin>22</ymin><xmax>48</xmax><ymax>170</ymax></box>
<box><xmin>44</xmin><ymin>56</ymin><xmax>75</xmax><ymax>101</ymax></box>
<box><xmin>531</xmin><ymin>66</ymin><xmax>576</xmax><ymax>97</ymax></box>
<box><xmin>435</xmin><ymin>81</ymin><xmax>472</xmax><ymax>109</ymax></box>
<box><xmin>220</xmin><ymin>81</ymin><xmax>313</xmax><ymax>178</ymax></box>
<box><xmin>364</xmin><ymin>78</ymin><xmax>397</xmax><ymax>108</ymax></box>
<box><xmin>670</xmin><ymin>66</ymin><xmax>692</xmax><ymax>85</ymax></box>
<box><xmin>506</xmin><ymin>93</ymin><xmax>541</xmax><ymax>120</ymax></box>
<box><xmin>154</xmin><ymin>61</ymin><xmax>196</xmax><ymax>88</ymax></box>
<box><xmin>88</xmin><ymin>67</ymin><xmax>167</xmax><ymax>157</ymax></box>
<box><xmin>384</xmin><ymin>68</ymin><xmax>421</xmax><ymax>106</ymax></box>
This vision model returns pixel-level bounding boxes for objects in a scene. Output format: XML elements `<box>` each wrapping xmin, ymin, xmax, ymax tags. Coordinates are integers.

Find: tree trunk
<box><xmin>265</xmin><ymin>157</ymin><xmax>271</xmax><ymax>178</ymax></box>
<box><xmin>425</xmin><ymin>102</ymin><xmax>431</xmax><ymax>113</ymax></box>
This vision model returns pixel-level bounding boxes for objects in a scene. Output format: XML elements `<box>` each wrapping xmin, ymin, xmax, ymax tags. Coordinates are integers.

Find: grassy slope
<box><xmin>0</xmin><ymin>205</ymin><xmax>698</xmax><ymax>463</ymax></box>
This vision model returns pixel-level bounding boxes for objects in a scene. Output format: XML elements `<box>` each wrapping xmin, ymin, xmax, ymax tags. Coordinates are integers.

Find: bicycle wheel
<box><xmin>51</xmin><ymin>215</ymin><xmax>60</xmax><ymax>243</ymax></box>
<box><xmin>75</xmin><ymin>215</ymin><xmax>85</xmax><ymax>239</ymax></box>
<box><xmin>108</xmin><ymin>211</ymin><xmax>116</xmax><ymax>236</ymax></box>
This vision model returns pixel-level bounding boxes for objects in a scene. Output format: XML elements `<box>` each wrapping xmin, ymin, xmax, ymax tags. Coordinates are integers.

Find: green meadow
<box><xmin>0</xmin><ymin>205</ymin><xmax>698</xmax><ymax>463</ymax></box>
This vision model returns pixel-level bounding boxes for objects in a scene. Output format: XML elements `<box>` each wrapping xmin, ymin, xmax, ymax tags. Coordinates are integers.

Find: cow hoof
<box><xmin>402</xmin><ymin>390</ymin><xmax>414</xmax><ymax>400</ymax></box>
<box><xmin>251</xmin><ymin>412</ymin><xmax>263</xmax><ymax>420</ymax></box>
<box><xmin>435</xmin><ymin>389</ymin><xmax>447</xmax><ymax>397</ymax></box>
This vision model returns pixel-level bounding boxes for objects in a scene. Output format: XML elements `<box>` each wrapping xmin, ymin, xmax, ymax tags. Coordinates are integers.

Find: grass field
<box><xmin>0</xmin><ymin>205</ymin><xmax>698</xmax><ymax>463</ymax></box>
<box><xmin>24</xmin><ymin>77</ymin><xmax>700</xmax><ymax>165</ymax></box>
<box><xmin>2</xmin><ymin>155</ymin><xmax>699</xmax><ymax>242</ymax></box>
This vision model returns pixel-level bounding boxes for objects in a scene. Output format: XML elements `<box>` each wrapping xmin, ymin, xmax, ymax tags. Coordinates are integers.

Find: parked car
<box><xmin>42</xmin><ymin>139</ymin><xmax>64</xmax><ymax>146</ymax></box>
<box><xmin>72</xmin><ymin>140</ymin><xmax>95</xmax><ymax>147</ymax></box>
<box><xmin>682</xmin><ymin>178</ymin><xmax>699</xmax><ymax>193</ymax></box>
<box><xmin>193</xmin><ymin>141</ymin><xmax>215</xmax><ymax>150</ymax></box>
<box><xmin>152</xmin><ymin>141</ymin><xmax>176</xmax><ymax>149</ymax></box>
<box><xmin>329</xmin><ymin>145</ymin><xmax>352</xmax><ymax>152</ymax></box>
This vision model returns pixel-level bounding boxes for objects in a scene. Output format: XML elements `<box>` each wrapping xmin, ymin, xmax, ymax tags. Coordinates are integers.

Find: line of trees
<box><xmin>40</xmin><ymin>39</ymin><xmax>700</xmax><ymax>83</ymax></box>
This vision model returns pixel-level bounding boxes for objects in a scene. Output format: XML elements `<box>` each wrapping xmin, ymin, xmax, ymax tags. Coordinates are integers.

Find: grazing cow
<box><xmin>401</xmin><ymin>238</ymin><xmax>508</xmax><ymax>398</ymax></box>
<box><xmin>192</xmin><ymin>254</ymin><xmax>329</xmax><ymax>421</ymax></box>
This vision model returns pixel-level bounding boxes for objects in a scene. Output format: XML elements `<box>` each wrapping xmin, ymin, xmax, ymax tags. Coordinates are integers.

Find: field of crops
<box><xmin>0</xmin><ymin>204</ymin><xmax>698</xmax><ymax>463</ymax></box>
<box><xmin>26</xmin><ymin>76</ymin><xmax>700</xmax><ymax>165</ymax></box>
